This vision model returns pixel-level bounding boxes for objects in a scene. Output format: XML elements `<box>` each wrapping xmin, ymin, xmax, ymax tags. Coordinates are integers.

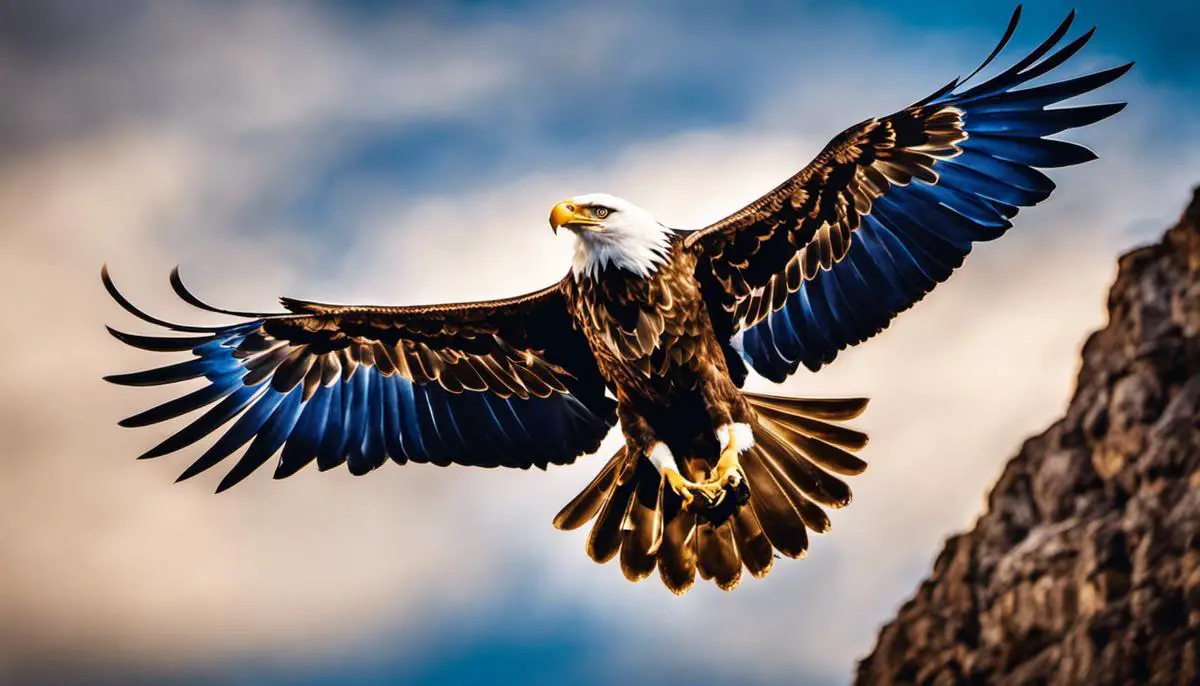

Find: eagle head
<box><xmin>548</xmin><ymin>193</ymin><xmax>672</xmax><ymax>279</ymax></box>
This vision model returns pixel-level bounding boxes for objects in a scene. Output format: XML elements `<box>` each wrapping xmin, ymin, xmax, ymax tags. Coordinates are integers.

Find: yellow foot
<box><xmin>663</xmin><ymin>459</ymin><xmax>744</xmax><ymax>513</ymax></box>
<box><xmin>663</xmin><ymin>468</ymin><xmax>702</xmax><ymax>511</ymax></box>
<box><xmin>658</xmin><ymin>425</ymin><xmax>751</xmax><ymax>513</ymax></box>
<box><xmin>683</xmin><ymin>443</ymin><xmax>744</xmax><ymax>507</ymax></box>
<box><xmin>712</xmin><ymin>441</ymin><xmax>744</xmax><ymax>490</ymax></box>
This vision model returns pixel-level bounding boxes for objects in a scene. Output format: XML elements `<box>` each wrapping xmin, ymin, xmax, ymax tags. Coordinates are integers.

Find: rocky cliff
<box><xmin>856</xmin><ymin>188</ymin><xmax>1200</xmax><ymax>686</ymax></box>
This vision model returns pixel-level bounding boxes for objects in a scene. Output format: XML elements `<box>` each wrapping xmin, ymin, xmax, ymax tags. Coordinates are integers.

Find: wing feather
<box><xmin>104</xmin><ymin>269</ymin><xmax>615</xmax><ymax>489</ymax></box>
<box><xmin>687</xmin><ymin>7</ymin><xmax>1129</xmax><ymax>380</ymax></box>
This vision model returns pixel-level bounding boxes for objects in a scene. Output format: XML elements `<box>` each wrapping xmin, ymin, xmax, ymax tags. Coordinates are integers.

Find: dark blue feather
<box><xmin>344</xmin><ymin>367</ymin><xmax>372</xmax><ymax>475</ymax></box>
<box><xmin>120</xmin><ymin>375</ymin><xmax>241</xmax><ymax>428</ymax></box>
<box><xmin>107</xmin><ymin>279</ymin><xmax>616</xmax><ymax>487</ymax></box>
<box><xmin>957</xmin><ymin>63</ymin><xmax>1133</xmax><ymax>112</ymax></box>
<box><xmin>905</xmin><ymin>180</ymin><xmax>1012</xmax><ymax>232</ymax></box>
<box><xmin>275</xmin><ymin>383</ymin><xmax>332</xmax><ymax>478</ymax></box>
<box><xmin>453</xmin><ymin>392</ymin><xmax>510</xmax><ymax>467</ymax></box>
<box><xmin>104</xmin><ymin>357</ymin><xmax>239</xmax><ymax>387</ymax></box>
<box><xmin>316</xmin><ymin>380</ymin><xmax>347</xmax><ymax>471</ymax></box>
<box><xmin>935</xmin><ymin>158</ymin><xmax>1048</xmax><ymax>207</ymax></box>
<box><xmin>765</xmin><ymin>306</ymin><xmax>802</xmax><ymax>364</ymax></box>
<box><xmin>360</xmin><ymin>369</ymin><xmax>387</xmax><ymax>473</ymax></box>
<box><xmin>138</xmin><ymin>384</ymin><xmax>262</xmax><ymax>459</ymax></box>
<box><xmin>380</xmin><ymin>374</ymin><xmax>407</xmax><ymax>464</ymax></box>
<box><xmin>952</xmin><ymin>148</ymin><xmax>1055</xmax><ymax>196</ymax></box>
<box><xmin>965</xmin><ymin>103</ymin><xmax>1125</xmax><ymax>137</ymax></box>
<box><xmin>876</xmin><ymin>191</ymin><xmax>975</xmax><ymax>254</ymax></box>
<box><xmin>799</xmin><ymin>283</ymin><xmax>842</xmax><ymax>353</ymax></box>
<box><xmin>106</xmin><ymin>327</ymin><xmax>218</xmax><ymax>353</ymax></box>
<box><xmin>811</xmin><ymin>265</ymin><xmax>864</xmax><ymax>345</ymax></box>
<box><xmin>218</xmin><ymin>388</ymin><xmax>305</xmax><ymax>492</ymax></box>
<box><xmin>824</xmin><ymin>254</ymin><xmax>879</xmax><ymax>343</ymax></box>
<box><xmin>869</xmin><ymin>203</ymin><xmax>956</xmax><ymax>282</ymax></box>
<box><xmin>961</xmin><ymin>133</ymin><xmax>1098</xmax><ymax>168</ymax></box>
<box><xmin>740</xmin><ymin>328</ymin><xmax>788</xmax><ymax>382</ymax></box>
<box><xmin>431</xmin><ymin>390</ymin><xmax>473</xmax><ymax>464</ymax></box>
<box><xmin>394</xmin><ymin>377</ymin><xmax>427</xmax><ymax>462</ymax></box>
<box><xmin>177</xmin><ymin>389</ymin><xmax>286</xmax><ymax>481</ymax></box>
<box><xmin>413</xmin><ymin>385</ymin><xmax>452</xmax><ymax>466</ymax></box>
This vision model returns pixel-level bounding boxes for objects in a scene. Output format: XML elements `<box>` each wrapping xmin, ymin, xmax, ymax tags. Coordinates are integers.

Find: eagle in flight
<box><xmin>106</xmin><ymin>7</ymin><xmax>1128</xmax><ymax>593</ymax></box>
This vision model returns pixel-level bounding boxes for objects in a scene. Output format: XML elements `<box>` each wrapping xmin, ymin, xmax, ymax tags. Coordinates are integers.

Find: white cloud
<box><xmin>1</xmin><ymin>2</ymin><xmax>1197</xmax><ymax>683</ymax></box>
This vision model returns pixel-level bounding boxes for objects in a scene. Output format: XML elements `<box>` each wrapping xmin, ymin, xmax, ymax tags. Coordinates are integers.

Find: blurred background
<box><xmin>1</xmin><ymin>1</ymin><xmax>1197</xmax><ymax>684</ymax></box>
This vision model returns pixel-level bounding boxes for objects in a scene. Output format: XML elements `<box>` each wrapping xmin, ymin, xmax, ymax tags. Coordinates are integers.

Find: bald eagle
<box><xmin>105</xmin><ymin>8</ymin><xmax>1128</xmax><ymax>593</ymax></box>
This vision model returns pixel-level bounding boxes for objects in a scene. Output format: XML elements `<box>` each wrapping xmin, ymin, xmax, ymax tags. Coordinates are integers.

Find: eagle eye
<box><xmin>593</xmin><ymin>207</ymin><xmax>610</xmax><ymax>219</ymax></box>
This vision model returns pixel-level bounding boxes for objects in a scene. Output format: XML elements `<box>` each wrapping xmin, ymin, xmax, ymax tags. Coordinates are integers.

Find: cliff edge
<box><xmin>856</xmin><ymin>188</ymin><xmax>1200</xmax><ymax>685</ymax></box>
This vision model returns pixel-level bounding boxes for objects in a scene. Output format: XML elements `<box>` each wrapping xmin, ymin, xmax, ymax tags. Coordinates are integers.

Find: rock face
<box><xmin>856</xmin><ymin>188</ymin><xmax>1200</xmax><ymax>686</ymax></box>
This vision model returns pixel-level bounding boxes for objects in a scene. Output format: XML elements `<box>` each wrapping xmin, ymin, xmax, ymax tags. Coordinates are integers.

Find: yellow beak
<box><xmin>549</xmin><ymin>201</ymin><xmax>599</xmax><ymax>234</ymax></box>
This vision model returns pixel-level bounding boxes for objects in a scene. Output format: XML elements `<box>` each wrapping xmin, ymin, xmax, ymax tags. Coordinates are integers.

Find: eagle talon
<box><xmin>663</xmin><ymin>468</ymin><xmax>728</xmax><ymax>512</ymax></box>
<box><xmin>663</xmin><ymin>468</ymin><xmax>698</xmax><ymax>511</ymax></box>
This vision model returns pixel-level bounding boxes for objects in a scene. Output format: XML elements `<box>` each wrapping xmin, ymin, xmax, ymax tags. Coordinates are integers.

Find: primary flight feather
<box><xmin>105</xmin><ymin>6</ymin><xmax>1129</xmax><ymax>593</ymax></box>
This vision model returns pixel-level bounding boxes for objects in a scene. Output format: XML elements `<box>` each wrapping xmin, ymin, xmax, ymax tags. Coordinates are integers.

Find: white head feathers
<box><xmin>557</xmin><ymin>193</ymin><xmax>672</xmax><ymax>280</ymax></box>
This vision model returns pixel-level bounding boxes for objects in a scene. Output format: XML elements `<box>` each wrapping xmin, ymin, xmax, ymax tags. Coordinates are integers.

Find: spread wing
<box><xmin>686</xmin><ymin>7</ymin><xmax>1131</xmax><ymax>381</ymax></box>
<box><xmin>103</xmin><ymin>267</ymin><xmax>616</xmax><ymax>492</ymax></box>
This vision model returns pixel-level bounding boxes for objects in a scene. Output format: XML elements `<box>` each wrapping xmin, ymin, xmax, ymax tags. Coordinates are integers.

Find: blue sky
<box><xmin>1</xmin><ymin>1</ymin><xmax>1198</xmax><ymax>685</ymax></box>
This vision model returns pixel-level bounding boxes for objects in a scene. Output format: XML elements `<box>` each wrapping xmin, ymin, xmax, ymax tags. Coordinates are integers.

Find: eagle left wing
<box><xmin>685</xmin><ymin>7</ymin><xmax>1130</xmax><ymax>381</ymax></box>
<box><xmin>103</xmin><ymin>267</ymin><xmax>616</xmax><ymax>492</ymax></box>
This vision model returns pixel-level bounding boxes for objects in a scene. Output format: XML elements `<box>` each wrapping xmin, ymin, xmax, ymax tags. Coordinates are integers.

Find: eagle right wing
<box><xmin>686</xmin><ymin>7</ymin><xmax>1130</xmax><ymax>380</ymax></box>
<box><xmin>104</xmin><ymin>267</ymin><xmax>616</xmax><ymax>491</ymax></box>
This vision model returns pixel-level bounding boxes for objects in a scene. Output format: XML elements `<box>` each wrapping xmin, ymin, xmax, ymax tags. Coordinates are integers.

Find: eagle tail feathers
<box><xmin>552</xmin><ymin>446</ymin><xmax>626</xmax><ymax>531</ymax></box>
<box><xmin>552</xmin><ymin>392</ymin><xmax>870</xmax><ymax>592</ymax></box>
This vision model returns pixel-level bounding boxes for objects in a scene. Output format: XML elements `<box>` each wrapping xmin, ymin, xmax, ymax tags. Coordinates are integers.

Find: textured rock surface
<box><xmin>856</xmin><ymin>188</ymin><xmax>1200</xmax><ymax>686</ymax></box>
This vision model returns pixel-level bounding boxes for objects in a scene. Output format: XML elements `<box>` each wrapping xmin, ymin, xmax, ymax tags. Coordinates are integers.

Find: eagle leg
<box><xmin>649</xmin><ymin>422</ymin><xmax>753</xmax><ymax>514</ymax></box>
<box><xmin>709</xmin><ymin>421</ymin><xmax>753</xmax><ymax>491</ymax></box>
<box><xmin>711</xmin><ymin>437</ymin><xmax>744</xmax><ymax>490</ymax></box>
<box><xmin>651</xmin><ymin>442</ymin><xmax>720</xmax><ymax>512</ymax></box>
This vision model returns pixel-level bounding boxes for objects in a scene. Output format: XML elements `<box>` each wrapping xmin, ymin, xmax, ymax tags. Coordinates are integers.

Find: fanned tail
<box><xmin>553</xmin><ymin>392</ymin><xmax>869</xmax><ymax>593</ymax></box>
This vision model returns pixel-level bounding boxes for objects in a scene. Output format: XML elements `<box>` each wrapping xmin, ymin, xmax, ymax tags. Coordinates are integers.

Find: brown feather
<box><xmin>337</xmin><ymin>347</ymin><xmax>358</xmax><ymax>382</ymax></box>
<box><xmin>436</xmin><ymin>365</ymin><xmax>465</xmax><ymax>394</ymax></box>
<box><xmin>761</xmin><ymin>415</ymin><xmax>869</xmax><ymax>475</ymax></box>
<box><xmin>752</xmin><ymin>404</ymin><xmax>869</xmax><ymax>452</ymax></box>
<box><xmin>785</xmin><ymin>254</ymin><xmax>802</xmax><ymax>291</ymax></box>
<box><xmin>802</xmin><ymin>243</ymin><xmax>821</xmax><ymax>280</ymax></box>
<box><xmin>829</xmin><ymin>220</ymin><xmax>848</xmax><ymax>262</ymax></box>
<box><xmin>755</xmin><ymin>447</ymin><xmax>832</xmax><ymax>534</ymax></box>
<box><xmin>741</xmin><ymin>446</ymin><xmax>809</xmax><ymax>558</ymax></box>
<box><xmin>816</xmin><ymin>225</ymin><xmax>834</xmax><ymax>270</ymax></box>
<box><xmin>242</xmin><ymin>344</ymin><xmax>290</xmax><ymax>386</ymax></box>
<box><xmin>634</xmin><ymin>311</ymin><xmax>659</xmax><ymax>354</ymax></box>
<box><xmin>301</xmin><ymin>358</ymin><xmax>324</xmax><ymax>400</ymax></box>
<box><xmin>770</xmin><ymin>275</ymin><xmax>788</xmax><ymax>312</ymax></box>
<box><xmin>357</xmin><ymin>341</ymin><xmax>376</xmax><ymax>369</ymax></box>
<box><xmin>271</xmin><ymin>346</ymin><xmax>314</xmax><ymax>393</ymax></box>
<box><xmin>475</xmin><ymin>356</ymin><xmax>524</xmax><ymax>399</ymax></box>
<box><xmin>412</xmin><ymin>343</ymin><xmax>442</xmax><ymax>381</ymax></box>
<box><xmin>391</xmin><ymin>342</ymin><xmax>412</xmax><ymax>380</ymax></box>
<box><xmin>697</xmin><ymin>521</ymin><xmax>742</xmax><ymax>591</ymax></box>
<box><xmin>657</xmin><ymin>505</ymin><xmax>698</xmax><ymax>595</ymax></box>
<box><xmin>731</xmin><ymin>506</ymin><xmax>774</xmax><ymax>579</ymax></box>
<box><xmin>586</xmin><ymin>460</ymin><xmax>637</xmax><ymax>564</ymax></box>
<box><xmin>747</xmin><ymin>393</ymin><xmax>869</xmax><ymax>420</ymax></box>
<box><xmin>372</xmin><ymin>342</ymin><xmax>396</xmax><ymax>376</ymax></box>
<box><xmin>320</xmin><ymin>353</ymin><xmax>341</xmax><ymax>387</ymax></box>
<box><xmin>553</xmin><ymin>447</ymin><xmax>626</xmax><ymax>530</ymax></box>
<box><xmin>755</xmin><ymin>422</ymin><xmax>852</xmax><ymax>508</ymax></box>
<box><xmin>620</xmin><ymin>467</ymin><xmax>663</xmax><ymax>582</ymax></box>
<box><xmin>448</xmin><ymin>359</ymin><xmax>488</xmax><ymax>393</ymax></box>
<box><xmin>695</xmin><ymin>524</ymin><xmax>715</xmax><ymax>581</ymax></box>
<box><xmin>512</xmin><ymin>363</ymin><xmax>554</xmax><ymax>398</ymax></box>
